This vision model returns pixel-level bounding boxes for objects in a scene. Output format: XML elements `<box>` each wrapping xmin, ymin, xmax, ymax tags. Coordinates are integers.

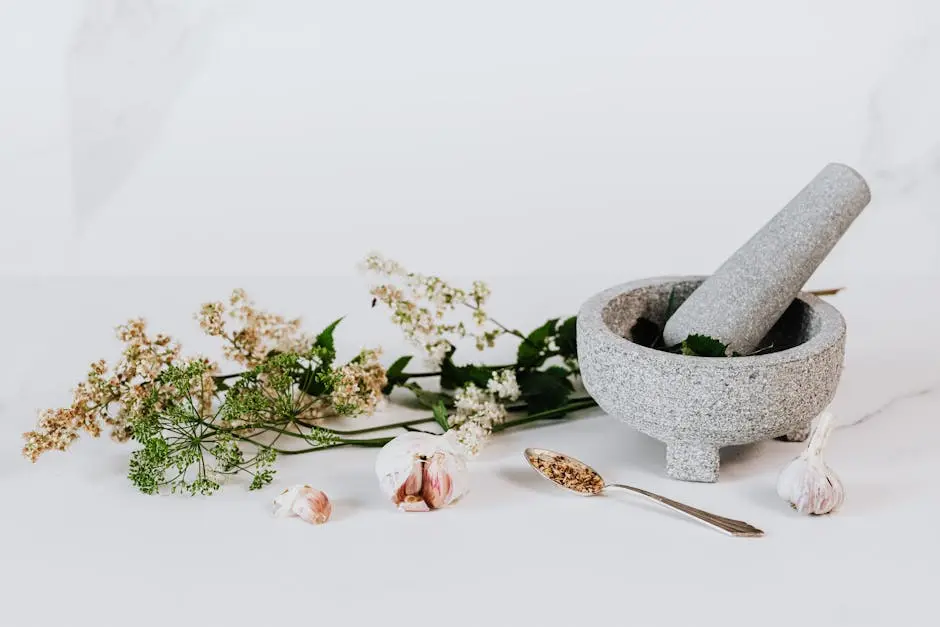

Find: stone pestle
<box><xmin>662</xmin><ymin>163</ymin><xmax>871</xmax><ymax>355</ymax></box>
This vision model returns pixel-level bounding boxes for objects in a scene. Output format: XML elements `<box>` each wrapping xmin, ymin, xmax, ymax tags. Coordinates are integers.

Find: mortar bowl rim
<box><xmin>577</xmin><ymin>275</ymin><xmax>846</xmax><ymax>368</ymax></box>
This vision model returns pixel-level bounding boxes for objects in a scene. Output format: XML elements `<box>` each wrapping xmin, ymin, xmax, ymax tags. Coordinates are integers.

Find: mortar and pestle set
<box><xmin>576</xmin><ymin>163</ymin><xmax>872</xmax><ymax>483</ymax></box>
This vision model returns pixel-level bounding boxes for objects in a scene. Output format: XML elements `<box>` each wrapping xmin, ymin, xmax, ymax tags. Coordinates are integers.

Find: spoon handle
<box><xmin>605</xmin><ymin>484</ymin><xmax>763</xmax><ymax>537</ymax></box>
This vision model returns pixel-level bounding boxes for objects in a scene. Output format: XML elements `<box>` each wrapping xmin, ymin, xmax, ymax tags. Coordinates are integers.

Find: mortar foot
<box><xmin>665</xmin><ymin>443</ymin><xmax>720</xmax><ymax>482</ymax></box>
<box><xmin>780</xmin><ymin>423</ymin><xmax>811</xmax><ymax>442</ymax></box>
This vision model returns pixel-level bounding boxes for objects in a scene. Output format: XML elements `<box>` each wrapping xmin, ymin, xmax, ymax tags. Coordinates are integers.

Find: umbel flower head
<box><xmin>375</xmin><ymin>432</ymin><xmax>470</xmax><ymax>512</ymax></box>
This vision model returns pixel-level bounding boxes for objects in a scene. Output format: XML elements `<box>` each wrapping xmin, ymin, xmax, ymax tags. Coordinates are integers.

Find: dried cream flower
<box><xmin>21</xmin><ymin>319</ymin><xmax>212</xmax><ymax>462</ymax></box>
<box><xmin>196</xmin><ymin>289</ymin><xmax>313</xmax><ymax>367</ymax></box>
<box><xmin>363</xmin><ymin>253</ymin><xmax>501</xmax><ymax>367</ymax></box>
<box><xmin>328</xmin><ymin>348</ymin><xmax>388</xmax><ymax>416</ymax></box>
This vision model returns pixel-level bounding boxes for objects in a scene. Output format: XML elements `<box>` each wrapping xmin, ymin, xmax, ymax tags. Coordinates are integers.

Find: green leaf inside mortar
<box><xmin>680</xmin><ymin>334</ymin><xmax>729</xmax><ymax>357</ymax></box>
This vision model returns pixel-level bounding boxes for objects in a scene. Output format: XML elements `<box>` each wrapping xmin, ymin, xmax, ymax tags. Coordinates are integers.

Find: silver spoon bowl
<box><xmin>524</xmin><ymin>448</ymin><xmax>763</xmax><ymax>537</ymax></box>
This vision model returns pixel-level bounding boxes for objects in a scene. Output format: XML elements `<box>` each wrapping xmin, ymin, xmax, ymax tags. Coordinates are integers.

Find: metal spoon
<box><xmin>523</xmin><ymin>448</ymin><xmax>764</xmax><ymax>537</ymax></box>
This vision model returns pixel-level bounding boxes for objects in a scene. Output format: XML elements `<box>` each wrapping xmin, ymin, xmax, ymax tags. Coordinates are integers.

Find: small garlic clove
<box><xmin>273</xmin><ymin>485</ymin><xmax>303</xmax><ymax>518</ymax></box>
<box><xmin>291</xmin><ymin>487</ymin><xmax>332</xmax><ymax>525</ymax></box>
<box><xmin>393</xmin><ymin>458</ymin><xmax>424</xmax><ymax>506</ymax></box>
<box><xmin>421</xmin><ymin>451</ymin><xmax>453</xmax><ymax>509</ymax></box>
<box><xmin>273</xmin><ymin>485</ymin><xmax>332</xmax><ymax>524</ymax></box>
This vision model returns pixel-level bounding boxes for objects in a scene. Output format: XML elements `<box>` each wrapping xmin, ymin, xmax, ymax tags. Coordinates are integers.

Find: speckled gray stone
<box><xmin>662</xmin><ymin>163</ymin><xmax>870</xmax><ymax>355</ymax></box>
<box><xmin>577</xmin><ymin>276</ymin><xmax>846</xmax><ymax>482</ymax></box>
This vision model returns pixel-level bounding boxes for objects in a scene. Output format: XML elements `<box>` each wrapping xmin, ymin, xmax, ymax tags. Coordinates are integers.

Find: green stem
<box><xmin>187</xmin><ymin>390</ymin><xmax>597</xmax><ymax>457</ymax></box>
<box><xmin>275</xmin><ymin>442</ymin><xmax>345</xmax><ymax>455</ymax></box>
<box><xmin>493</xmin><ymin>398</ymin><xmax>598</xmax><ymax>432</ymax></box>
<box><xmin>271</xmin><ymin>399</ymin><xmax>599</xmax><ymax>454</ymax></box>
<box><xmin>274</xmin><ymin>435</ymin><xmax>396</xmax><ymax>455</ymax></box>
<box><xmin>404</xmin><ymin>425</ymin><xmax>439</xmax><ymax>435</ymax></box>
<box><xmin>338</xmin><ymin>436</ymin><xmax>395</xmax><ymax>448</ymax></box>
<box><xmin>336</xmin><ymin>418</ymin><xmax>435</xmax><ymax>434</ymax></box>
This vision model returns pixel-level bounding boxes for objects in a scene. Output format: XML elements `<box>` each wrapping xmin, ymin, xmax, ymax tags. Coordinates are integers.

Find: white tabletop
<box><xmin>2</xmin><ymin>276</ymin><xmax>938</xmax><ymax>627</ymax></box>
<box><xmin>2</xmin><ymin>2</ymin><xmax>940</xmax><ymax>626</ymax></box>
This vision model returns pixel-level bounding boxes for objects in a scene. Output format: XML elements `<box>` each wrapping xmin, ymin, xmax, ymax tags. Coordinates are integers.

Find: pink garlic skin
<box><xmin>777</xmin><ymin>411</ymin><xmax>845</xmax><ymax>515</ymax></box>
<box><xmin>292</xmin><ymin>487</ymin><xmax>332</xmax><ymax>524</ymax></box>
<box><xmin>376</xmin><ymin>432</ymin><xmax>469</xmax><ymax>512</ymax></box>
<box><xmin>420</xmin><ymin>452</ymin><xmax>454</xmax><ymax>509</ymax></box>
<box><xmin>273</xmin><ymin>485</ymin><xmax>332</xmax><ymax>524</ymax></box>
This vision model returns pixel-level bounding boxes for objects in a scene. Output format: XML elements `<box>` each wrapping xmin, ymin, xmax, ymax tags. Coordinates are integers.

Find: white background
<box><xmin>2</xmin><ymin>2</ymin><xmax>939</xmax><ymax>626</ymax></box>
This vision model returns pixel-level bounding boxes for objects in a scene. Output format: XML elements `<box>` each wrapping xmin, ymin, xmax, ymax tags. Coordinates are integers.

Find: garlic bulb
<box><xmin>273</xmin><ymin>485</ymin><xmax>332</xmax><ymax>524</ymax></box>
<box><xmin>776</xmin><ymin>411</ymin><xmax>845</xmax><ymax>515</ymax></box>
<box><xmin>375</xmin><ymin>432</ymin><xmax>470</xmax><ymax>512</ymax></box>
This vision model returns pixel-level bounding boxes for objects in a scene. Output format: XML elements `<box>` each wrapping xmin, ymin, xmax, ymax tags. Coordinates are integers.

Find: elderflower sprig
<box><xmin>364</xmin><ymin>254</ymin><xmax>600</xmax><ymax>456</ymax></box>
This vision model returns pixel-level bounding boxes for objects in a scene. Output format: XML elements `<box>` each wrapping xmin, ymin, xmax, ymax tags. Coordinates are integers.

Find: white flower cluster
<box><xmin>363</xmin><ymin>253</ymin><xmax>500</xmax><ymax>367</ymax></box>
<box><xmin>486</xmin><ymin>368</ymin><xmax>521</xmax><ymax>401</ymax></box>
<box><xmin>447</xmin><ymin>369</ymin><xmax>521</xmax><ymax>458</ymax></box>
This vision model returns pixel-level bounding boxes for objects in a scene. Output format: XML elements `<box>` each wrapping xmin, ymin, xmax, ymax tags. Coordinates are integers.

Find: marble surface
<box><xmin>2</xmin><ymin>276</ymin><xmax>939</xmax><ymax>627</ymax></box>
<box><xmin>1</xmin><ymin>2</ymin><xmax>939</xmax><ymax>626</ymax></box>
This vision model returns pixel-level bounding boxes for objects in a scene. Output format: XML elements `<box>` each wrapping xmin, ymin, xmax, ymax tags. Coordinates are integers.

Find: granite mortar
<box><xmin>577</xmin><ymin>276</ymin><xmax>845</xmax><ymax>482</ymax></box>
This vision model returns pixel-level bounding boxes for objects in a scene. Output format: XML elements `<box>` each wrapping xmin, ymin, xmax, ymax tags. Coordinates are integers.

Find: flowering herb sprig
<box><xmin>363</xmin><ymin>254</ymin><xmax>597</xmax><ymax>456</ymax></box>
<box><xmin>22</xmin><ymin>291</ymin><xmax>391</xmax><ymax>495</ymax></box>
<box><xmin>23</xmin><ymin>258</ymin><xmax>602</xmax><ymax>495</ymax></box>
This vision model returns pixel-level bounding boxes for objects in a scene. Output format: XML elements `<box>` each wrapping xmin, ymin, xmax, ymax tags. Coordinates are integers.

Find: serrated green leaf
<box><xmin>439</xmin><ymin>349</ymin><xmax>492</xmax><ymax>390</ymax></box>
<box><xmin>382</xmin><ymin>355</ymin><xmax>413</xmax><ymax>394</ymax></box>
<box><xmin>556</xmin><ymin>316</ymin><xmax>578</xmax><ymax>360</ymax></box>
<box><xmin>432</xmin><ymin>401</ymin><xmax>451</xmax><ymax>432</ymax></box>
<box><xmin>517</xmin><ymin>318</ymin><xmax>559</xmax><ymax>368</ymax></box>
<box><xmin>517</xmin><ymin>368</ymin><xmax>573</xmax><ymax>413</ymax></box>
<box><xmin>315</xmin><ymin>317</ymin><xmax>344</xmax><ymax>359</ymax></box>
<box><xmin>681</xmin><ymin>334</ymin><xmax>728</xmax><ymax>357</ymax></box>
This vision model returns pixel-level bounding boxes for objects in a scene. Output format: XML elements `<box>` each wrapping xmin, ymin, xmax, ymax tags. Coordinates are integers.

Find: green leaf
<box><xmin>439</xmin><ymin>348</ymin><xmax>492</xmax><ymax>390</ymax></box>
<box><xmin>405</xmin><ymin>383</ymin><xmax>454</xmax><ymax>410</ymax></box>
<box><xmin>517</xmin><ymin>318</ymin><xmax>559</xmax><ymax>368</ymax></box>
<box><xmin>681</xmin><ymin>334</ymin><xmax>728</xmax><ymax>357</ymax></box>
<box><xmin>382</xmin><ymin>355</ymin><xmax>413</xmax><ymax>394</ymax></box>
<box><xmin>432</xmin><ymin>401</ymin><xmax>451</xmax><ymax>432</ymax></box>
<box><xmin>315</xmin><ymin>317</ymin><xmax>344</xmax><ymax>359</ymax></box>
<box><xmin>287</xmin><ymin>319</ymin><xmax>345</xmax><ymax>396</ymax></box>
<box><xmin>629</xmin><ymin>317</ymin><xmax>661</xmax><ymax>348</ymax></box>
<box><xmin>556</xmin><ymin>316</ymin><xmax>578</xmax><ymax>360</ymax></box>
<box><xmin>517</xmin><ymin>368</ymin><xmax>573</xmax><ymax>413</ymax></box>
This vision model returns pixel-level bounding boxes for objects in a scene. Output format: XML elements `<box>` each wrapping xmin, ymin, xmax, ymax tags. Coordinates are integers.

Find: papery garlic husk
<box><xmin>375</xmin><ymin>432</ymin><xmax>469</xmax><ymax>512</ymax></box>
<box><xmin>776</xmin><ymin>411</ymin><xmax>845</xmax><ymax>515</ymax></box>
<box><xmin>273</xmin><ymin>485</ymin><xmax>332</xmax><ymax>524</ymax></box>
